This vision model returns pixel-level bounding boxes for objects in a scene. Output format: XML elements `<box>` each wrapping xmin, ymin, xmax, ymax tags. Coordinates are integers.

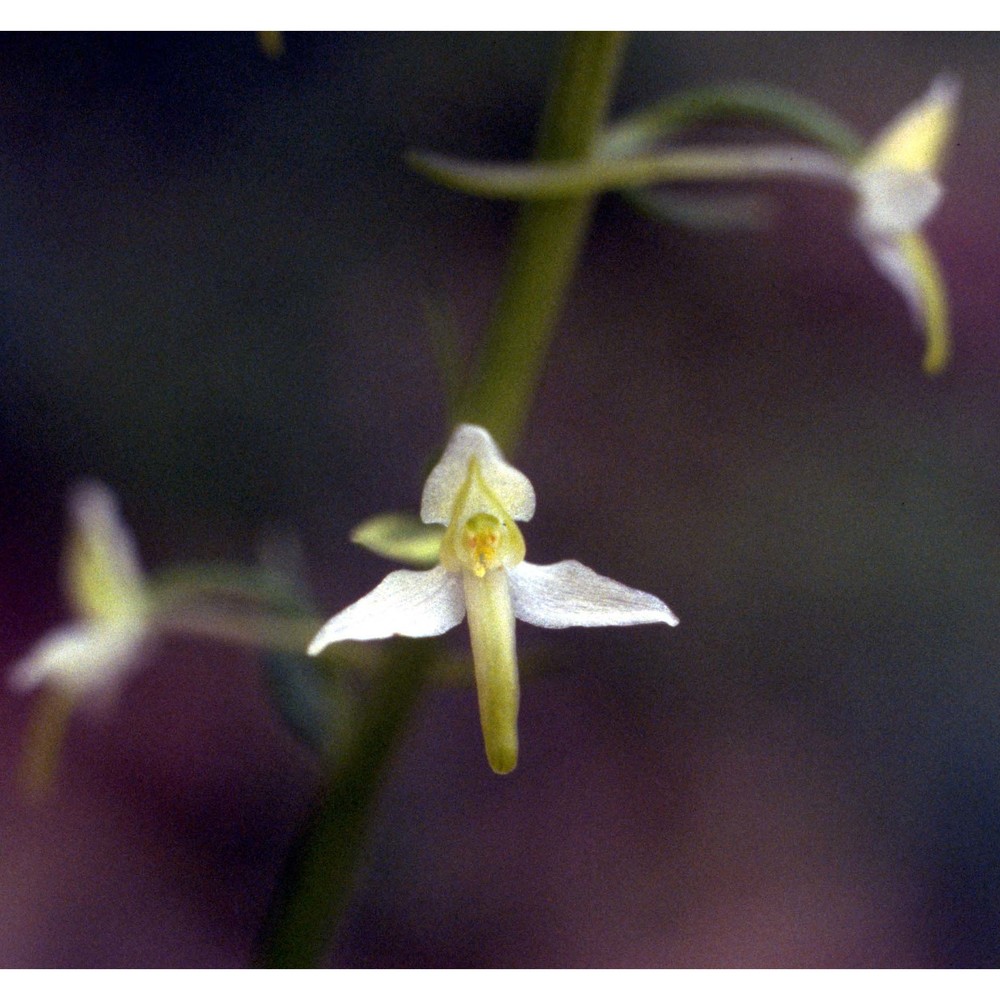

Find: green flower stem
<box><xmin>456</xmin><ymin>31</ymin><xmax>628</xmax><ymax>452</ymax></box>
<box><xmin>18</xmin><ymin>687</ymin><xmax>76</xmax><ymax>800</ymax></box>
<box><xmin>156</xmin><ymin>608</ymin><xmax>328</xmax><ymax>657</ymax></box>
<box><xmin>256</xmin><ymin>31</ymin><xmax>629</xmax><ymax>967</ymax></box>
<box><xmin>256</xmin><ymin>640</ymin><xmax>433</xmax><ymax>968</ymax></box>
<box><xmin>409</xmin><ymin>144</ymin><xmax>851</xmax><ymax>201</ymax></box>
<box><xmin>149</xmin><ymin>563</ymin><xmax>306</xmax><ymax>611</ymax></box>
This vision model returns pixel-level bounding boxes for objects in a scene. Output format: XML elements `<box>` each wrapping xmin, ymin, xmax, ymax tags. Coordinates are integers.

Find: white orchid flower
<box><xmin>9</xmin><ymin>481</ymin><xmax>151</xmax><ymax>701</ymax></box>
<box><xmin>852</xmin><ymin>74</ymin><xmax>959</xmax><ymax>374</ymax></box>
<box><xmin>309</xmin><ymin>424</ymin><xmax>678</xmax><ymax>774</ymax></box>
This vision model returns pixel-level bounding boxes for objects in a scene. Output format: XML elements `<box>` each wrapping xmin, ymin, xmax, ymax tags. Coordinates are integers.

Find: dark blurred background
<box><xmin>1</xmin><ymin>32</ymin><xmax>999</xmax><ymax>967</ymax></box>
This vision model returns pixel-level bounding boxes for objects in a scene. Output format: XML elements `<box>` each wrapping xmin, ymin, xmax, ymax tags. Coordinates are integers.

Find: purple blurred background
<box><xmin>1</xmin><ymin>32</ymin><xmax>999</xmax><ymax>967</ymax></box>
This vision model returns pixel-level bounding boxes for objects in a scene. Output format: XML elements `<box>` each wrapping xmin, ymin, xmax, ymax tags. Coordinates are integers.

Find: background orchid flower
<box><xmin>412</xmin><ymin>75</ymin><xmax>959</xmax><ymax>376</ymax></box>
<box><xmin>309</xmin><ymin>424</ymin><xmax>678</xmax><ymax>774</ymax></box>
<box><xmin>9</xmin><ymin>480</ymin><xmax>151</xmax><ymax>702</ymax></box>
<box><xmin>852</xmin><ymin>74</ymin><xmax>959</xmax><ymax>374</ymax></box>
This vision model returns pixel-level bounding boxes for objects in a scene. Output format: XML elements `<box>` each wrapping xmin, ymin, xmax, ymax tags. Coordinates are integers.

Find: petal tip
<box><xmin>922</xmin><ymin>344</ymin><xmax>950</xmax><ymax>376</ymax></box>
<box><xmin>8</xmin><ymin>659</ymin><xmax>41</xmax><ymax>694</ymax></box>
<box><xmin>928</xmin><ymin>72</ymin><xmax>961</xmax><ymax>110</ymax></box>
<box><xmin>486</xmin><ymin>738</ymin><xmax>518</xmax><ymax>775</ymax></box>
<box><xmin>68</xmin><ymin>477</ymin><xmax>119</xmax><ymax>519</ymax></box>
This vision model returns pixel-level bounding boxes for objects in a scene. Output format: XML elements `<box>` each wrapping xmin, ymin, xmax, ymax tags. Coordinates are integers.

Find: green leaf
<box><xmin>624</xmin><ymin>188</ymin><xmax>774</xmax><ymax>231</ymax></box>
<box><xmin>264</xmin><ymin>645</ymin><xmax>357</xmax><ymax>756</ymax></box>
<box><xmin>350</xmin><ymin>512</ymin><xmax>444</xmax><ymax>567</ymax></box>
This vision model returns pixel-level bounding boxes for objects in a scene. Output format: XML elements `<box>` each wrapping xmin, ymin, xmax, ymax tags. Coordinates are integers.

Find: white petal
<box><xmin>854</xmin><ymin>168</ymin><xmax>942</xmax><ymax>237</ymax></box>
<box><xmin>308</xmin><ymin>565</ymin><xmax>465</xmax><ymax>654</ymax></box>
<box><xmin>420</xmin><ymin>424</ymin><xmax>535</xmax><ymax>525</ymax></box>
<box><xmin>8</xmin><ymin>622</ymin><xmax>146</xmax><ymax>697</ymax></box>
<box><xmin>508</xmin><ymin>560</ymin><xmax>679</xmax><ymax>629</ymax></box>
<box><xmin>861</xmin><ymin>233</ymin><xmax>923</xmax><ymax>326</ymax></box>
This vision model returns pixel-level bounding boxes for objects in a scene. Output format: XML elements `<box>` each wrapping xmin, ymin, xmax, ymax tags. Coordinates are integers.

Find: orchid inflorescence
<box><xmin>6</xmin><ymin>70</ymin><xmax>961</xmax><ymax>784</ymax></box>
<box><xmin>4</xmin><ymin>38</ymin><xmax>973</xmax><ymax>972</ymax></box>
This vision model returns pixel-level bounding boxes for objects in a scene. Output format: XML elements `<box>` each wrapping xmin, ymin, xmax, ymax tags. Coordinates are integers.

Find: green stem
<box><xmin>456</xmin><ymin>31</ymin><xmax>628</xmax><ymax>452</ymax></box>
<box><xmin>256</xmin><ymin>640</ymin><xmax>432</xmax><ymax>967</ymax></box>
<box><xmin>256</xmin><ymin>31</ymin><xmax>628</xmax><ymax>967</ymax></box>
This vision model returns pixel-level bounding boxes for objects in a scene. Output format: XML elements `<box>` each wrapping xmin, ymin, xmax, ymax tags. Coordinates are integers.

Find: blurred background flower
<box><xmin>1</xmin><ymin>32</ymin><xmax>999</xmax><ymax>967</ymax></box>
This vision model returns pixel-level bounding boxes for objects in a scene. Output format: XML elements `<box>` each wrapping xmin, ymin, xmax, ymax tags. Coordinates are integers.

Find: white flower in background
<box><xmin>9</xmin><ymin>480</ymin><xmax>151</xmax><ymax>701</ymax></box>
<box><xmin>309</xmin><ymin>424</ymin><xmax>678</xmax><ymax>774</ymax></box>
<box><xmin>852</xmin><ymin>74</ymin><xmax>959</xmax><ymax>374</ymax></box>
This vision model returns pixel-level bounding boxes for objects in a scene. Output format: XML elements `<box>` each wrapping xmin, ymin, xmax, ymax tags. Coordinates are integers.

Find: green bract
<box><xmin>351</xmin><ymin>513</ymin><xmax>445</xmax><ymax>568</ymax></box>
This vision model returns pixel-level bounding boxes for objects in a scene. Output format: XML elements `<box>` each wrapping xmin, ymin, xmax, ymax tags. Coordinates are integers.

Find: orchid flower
<box><xmin>9</xmin><ymin>481</ymin><xmax>151</xmax><ymax>702</ymax></box>
<box><xmin>309</xmin><ymin>424</ymin><xmax>678</xmax><ymax>774</ymax></box>
<box><xmin>412</xmin><ymin>76</ymin><xmax>959</xmax><ymax>374</ymax></box>
<box><xmin>851</xmin><ymin>75</ymin><xmax>959</xmax><ymax>374</ymax></box>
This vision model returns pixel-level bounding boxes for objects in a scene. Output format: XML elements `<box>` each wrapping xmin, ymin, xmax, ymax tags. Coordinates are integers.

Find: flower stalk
<box><xmin>456</xmin><ymin>31</ymin><xmax>627</xmax><ymax>451</ymax></box>
<box><xmin>408</xmin><ymin>144</ymin><xmax>852</xmax><ymax>201</ymax></box>
<box><xmin>256</xmin><ymin>640</ymin><xmax>433</xmax><ymax>968</ymax></box>
<box><xmin>256</xmin><ymin>31</ymin><xmax>630</xmax><ymax>967</ymax></box>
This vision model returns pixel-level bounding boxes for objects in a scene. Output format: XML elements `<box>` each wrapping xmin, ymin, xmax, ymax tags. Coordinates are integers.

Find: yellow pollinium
<box><xmin>440</xmin><ymin>458</ymin><xmax>527</xmax><ymax>576</ymax></box>
<box><xmin>460</xmin><ymin>513</ymin><xmax>503</xmax><ymax>577</ymax></box>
